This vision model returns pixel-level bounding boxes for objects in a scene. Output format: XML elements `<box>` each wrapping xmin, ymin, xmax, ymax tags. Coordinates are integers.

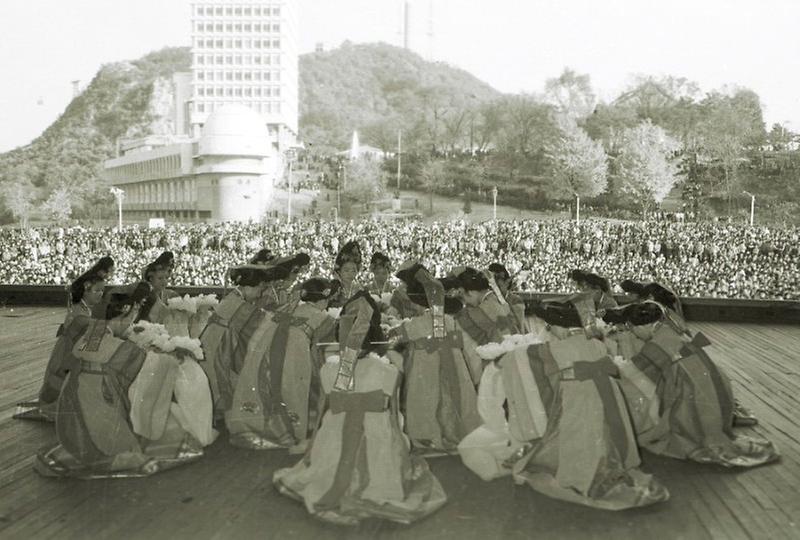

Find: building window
<box><xmin>272</xmin><ymin>39</ymin><xmax>280</xmax><ymax>48</ymax></box>
<box><xmin>225</xmin><ymin>7</ymin><xmax>232</xmax><ymax>16</ymax></box>
<box><xmin>264</xmin><ymin>55</ymin><xmax>271</xmax><ymax>65</ymax></box>
<box><xmin>244</xmin><ymin>7</ymin><xmax>251</xmax><ymax>16</ymax></box>
<box><xmin>205</xmin><ymin>23</ymin><xmax>213</xmax><ymax>31</ymax></box>
<box><xmin>195</xmin><ymin>22</ymin><xmax>204</xmax><ymax>32</ymax></box>
<box><xmin>215</xmin><ymin>23</ymin><xmax>223</xmax><ymax>32</ymax></box>
<box><xmin>235</xmin><ymin>88</ymin><xmax>242</xmax><ymax>97</ymax></box>
<box><xmin>215</xmin><ymin>7</ymin><xmax>222</xmax><ymax>16</ymax></box>
<box><xmin>235</xmin><ymin>55</ymin><xmax>242</xmax><ymax>65</ymax></box>
<box><xmin>275</xmin><ymin>103</ymin><xmax>281</xmax><ymax>113</ymax></box>
<box><xmin>272</xmin><ymin>24</ymin><xmax>280</xmax><ymax>32</ymax></box>
<box><xmin>264</xmin><ymin>71</ymin><xmax>271</xmax><ymax>81</ymax></box>
<box><xmin>254</xmin><ymin>71</ymin><xmax>262</xmax><ymax>79</ymax></box>
<box><xmin>254</xmin><ymin>56</ymin><xmax>261</xmax><ymax>65</ymax></box>
<box><xmin>215</xmin><ymin>39</ymin><xmax>223</xmax><ymax>48</ymax></box>
<box><xmin>273</xmin><ymin>54</ymin><xmax>281</xmax><ymax>65</ymax></box>
<box><xmin>254</xmin><ymin>40</ymin><xmax>261</xmax><ymax>49</ymax></box>
<box><xmin>244</xmin><ymin>39</ymin><xmax>252</xmax><ymax>48</ymax></box>
<box><xmin>225</xmin><ymin>88</ymin><xmax>233</xmax><ymax>96</ymax></box>
<box><xmin>244</xmin><ymin>24</ymin><xmax>251</xmax><ymax>32</ymax></box>
<box><xmin>274</xmin><ymin>71</ymin><xmax>280</xmax><ymax>81</ymax></box>
<box><xmin>216</xmin><ymin>87</ymin><xmax>224</xmax><ymax>96</ymax></box>
<box><xmin>234</xmin><ymin>7</ymin><xmax>242</xmax><ymax>16</ymax></box>
<box><xmin>204</xmin><ymin>7</ymin><xmax>213</xmax><ymax>16</ymax></box>
<box><xmin>225</xmin><ymin>71</ymin><xmax>233</xmax><ymax>80</ymax></box>
<box><xmin>244</xmin><ymin>69</ymin><xmax>252</xmax><ymax>79</ymax></box>
<box><xmin>225</xmin><ymin>55</ymin><xmax>232</xmax><ymax>64</ymax></box>
<box><xmin>197</xmin><ymin>88</ymin><xmax>205</xmax><ymax>96</ymax></box>
<box><xmin>235</xmin><ymin>23</ymin><xmax>242</xmax><ymax>32</ymax></box>
<box><xmin>195</xmin><ymin>55</ymin><xmax>204</xmax><ymax>65</ymax></box>
<box><xmin>197</xmin><ymin>72</ymin><xmax>205</xmax><ymax>81</ymax></box>
<box><xmin>226</xmin><ymin>23</ymin><xmax>232</xmax><ymax>32</ymax></box>
<box><xmin>196</xmin><ymin>6</ymin><xmax>203</xmax><ymax>16</ymax></box>
<box><xmin>274</xmin><ymin>87</ymin><xmax>280</xmax><ymax>97</ymax></box>
<box><xmin>273</xmin><ymin>7</ymin><xmax>281</xmax><ymax>16</ymax></box>
<box><xmin>263</xmin><ymin>39</ymin><xmax>271</xmax><ymax>49</ymax></box>
<box><xmin>197</xmin><ymin>103</ymin><xmax>204</xmax><ymax>112</ymax></box>
<box><xmin>234</xmin><ymin>39</ymin><xmax>241</xmax><ymax>48</ymax></box>
<box><xmin>235</xmin><ymin>71</ymin><xmax>242</xmax><ymax>80</ymax></box>
<box><xmin>225</xmin><ymin>39</ymin><xmax>232</xmax><ymax>47</ymax></box>
<box><xmin>244</xmin><ymin>87</ymin><xmax>252</xmax><ymax>97</ymax></box>
<box><xmin>254</xmin><ymin>24</ymin><xmax>261</xmax><ymax>32</ymax></box>
<box><xmin>265</xmin><ymin>87</ymin><xmax>271</xmax><ymax>97</ymax></box>
<box><xmin>254</xmin><ymin>7</ymin><xmax>261</xmax><ymax>16</ymax></box>
<box><xmin>254</xmin><ymin>87</ymin><xmax>261</xmax><ymax>97</ymax></box>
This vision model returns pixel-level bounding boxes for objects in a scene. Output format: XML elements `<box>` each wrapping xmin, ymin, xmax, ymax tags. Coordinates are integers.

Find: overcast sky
<box><xmin>1</xmin><ymin>0</ymin><xmax>798</xmax><ymax>153</ymax></box>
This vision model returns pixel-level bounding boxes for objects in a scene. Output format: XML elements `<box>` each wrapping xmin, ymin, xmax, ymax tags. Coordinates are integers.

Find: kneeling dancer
<box><xmin>273</xmin><ymin>292</ymin><xmax>447</xmax><ymax>526</ymax></box>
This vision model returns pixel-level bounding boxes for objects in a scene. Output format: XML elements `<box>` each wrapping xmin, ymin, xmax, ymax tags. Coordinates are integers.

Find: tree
<box><xmin>699</xmin><ymin>88</ymin><xmax>766</xmax><ymax>212</ymax></box>
<box><xmin>495</xmin><ymin>96</ymin><xmax>559</xmax><ymax>179</ymax></box>
<box><xmin>615</xmin><ymin>120</ymin><xmax>682</xmax><ymax>214</ymax></box>
<box><xmin>545</xmin><ymin>68</ymin><xmax>596</xmax><ymax>120</ymax></box>
<box><xmin>1</xmin><ymin>181</ymin><xmax>37</xmax><ymax>228</ymax></box>
<box><xmin>419</xmin><ymin>159</ymin><xmax>446</xmax><ymax>215</ymax></box>
<box><xmin>546</xmin><ymin>118</ymin><xmax>608</xmax><ymax>199</ymax></box>
<box><xmin>342</xmin><ymin>158</ymin><xmax>386</xmax><ymax>207</ymax></box>
<box><xmin>41</xmin><ymin>185</ymin><xmax>75</xmax><ymax>224</ymax></box>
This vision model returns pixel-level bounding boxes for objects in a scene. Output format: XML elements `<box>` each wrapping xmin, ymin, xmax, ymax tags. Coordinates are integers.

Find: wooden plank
<box><xmin>0</xmin><ymin>314</ymin><xmax>797</xmax><ymax>540</ymax></box>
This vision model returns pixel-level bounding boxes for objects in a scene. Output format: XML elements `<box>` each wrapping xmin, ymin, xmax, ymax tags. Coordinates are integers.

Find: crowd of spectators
<box><xmin>1</xmin><ymin>218</ymin><xmax>798</xmax><ymax>301</ymax></box>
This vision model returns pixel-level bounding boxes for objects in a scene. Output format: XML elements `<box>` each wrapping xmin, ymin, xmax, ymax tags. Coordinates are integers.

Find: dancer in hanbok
<box><xmin>367</xmin><ymin>252</ymin><xmax>394</xmax><ymax>303</ymax></box>
<box><xmin>476</xmin><ymin>332</ymin><xmax>669</xmax><ymax>510</ymax></box>
<box><xmin>258</xmin><ymin>252</ymin><xmax>311</xmax><ymax>311</ymax></box>
<box><xmin>15</xmin><ymin>267</ymin><xmax>108</xmax><ymax>422</ymax></box>
<box><xmin>227</xmin><ymin>278</ymin><xmax>337</xmax><ymax>451</ymax></box>
<box><xmin>35</xmin><ymin>283</ymin><xmax>207</xmax><ymax>479</ymax></box>
<box><xmin>327</xmin><ymin>241</ymin><xmax>364</xmax><ymax>309</ymax></box>
<box><xmin>140</xmin><ymin>251</ymin><xmax>179</xmax><ymax>324</ymax></box>
<box><xmin>529</xmin><ymin>269</ymin><xmax>617</xmax><ymax>341</ymax></box>
<box><xmin>459</xmin><ymin>268</ymin><xmax>519</xmax><ymax>339</ymax></box>
<box><xmin>199</xmin><ymin>264</ymin><xmax>289</xmax><ymax>415</ymax></box>
<box><xmin>392</xmin><ymin>263</ymin><xmax>480</xmax><ymax>455</ymax></box>
<box><xmin>603</xmin><ymin>288</ymin><xmax>778</xmax><ymax>468</ymax></box>
<box><xmin>273</xmin><ymin>291</ymin><xmax>447</xmax><ymax>526</ymax></box>
<box><xmin>488</xmin><ymin>263</ymin><xmax>528</xmax><ymax>333</ymax></box>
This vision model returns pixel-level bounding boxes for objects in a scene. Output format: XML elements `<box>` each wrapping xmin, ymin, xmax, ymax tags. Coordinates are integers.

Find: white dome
<box><xmin>198</xmin><ymin>105</ymin><xmax>272</xmax><ymax>157</ymax></box>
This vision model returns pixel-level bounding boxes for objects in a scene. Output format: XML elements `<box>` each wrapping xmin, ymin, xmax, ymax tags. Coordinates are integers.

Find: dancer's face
<box><xmin>372</xmin><ymin>266</ymin><xmax>389</xmax><ymax>285</ymax></box>
<box><xmin>338</xmin><ymin>262</ymin><xmax>358</xmax><ymax>286</ymax></box>
<box><xmin>83</xmin><ymin>280</ymin><xmax>106</xmax><ymax>307</ymax></box>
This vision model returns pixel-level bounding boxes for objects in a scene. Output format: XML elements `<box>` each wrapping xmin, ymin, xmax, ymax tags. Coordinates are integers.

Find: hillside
<box><xmin>0</xmin><ymin>43</ymin><xmax>501</xmax><ymax>198</ymax></box>
<box><xmin>299</xmin><ymin>41</ymin><xmax>502</xmax><ymax>151</ymax></box>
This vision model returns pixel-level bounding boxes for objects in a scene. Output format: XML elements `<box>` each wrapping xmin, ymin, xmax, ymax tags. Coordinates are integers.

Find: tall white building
<box><xmin>103</xmin><ymin>0</ymin><xmax>299</xmax><ymax>223</ymax></box>
<box><xmin>189</xmin><ymin>0</ymin><xmax>298</xmax><ymax>152</ymax></box>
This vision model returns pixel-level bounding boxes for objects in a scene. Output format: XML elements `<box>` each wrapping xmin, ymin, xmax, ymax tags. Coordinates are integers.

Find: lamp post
<box><xmin>574</xmin><ymin>193</ymin><xmax>581</xmax><ymax>225</ymax></box>
<box><xmin>396</xmin><ymin>130</ymin><xmax>402</xmax><ymax>196</ymax></box>
<box><xmin>742</xmin><ymin>190</ymin><xmax>755</xmax><ymax>226</ymax></box>
<box><xmin>286</xmin><ymin>149</ymin><xmax>297</xmax><ymax>223</ymax></box>
<box><xmin>109</xmin><ymin>187</ymin><xmax>125</xmax><ymax>230</ymax></box>
<box><xmin>491</xmin><ymin>186</ymin><xmax>498</xmax><ymax>220</ymax></box>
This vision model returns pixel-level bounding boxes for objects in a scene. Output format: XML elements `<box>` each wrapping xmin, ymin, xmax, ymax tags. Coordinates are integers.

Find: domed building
<box><xmin>103</xmin><ymin>104</ymin><xmax>283</xmax><ymax>223</ymax></box>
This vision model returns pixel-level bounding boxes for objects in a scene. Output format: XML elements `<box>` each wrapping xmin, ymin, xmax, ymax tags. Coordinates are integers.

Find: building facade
<box><xmin>189</xmin><ymin>0</ymin><xmax>298</xmax><ymax>152</ymax></box>
<box><xmin>104</xmin><ymin>0</ymin><xmax>298</xmax><ymax>223</ymax></box>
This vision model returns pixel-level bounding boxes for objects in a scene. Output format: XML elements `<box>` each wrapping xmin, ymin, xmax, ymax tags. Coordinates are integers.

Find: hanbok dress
<box><xmin>606</xmin><ymin>301</ymin><xmax>779</xmax><ymax>468</ymax></box>
<box><xmin>273</xmin><ymin>352</ymin><xmax>447</xmax><ymax>526</ymax></box>
<box><xmin>17</xmin><ymin>302</ymin><xmax>93</xmax><ymax>421</ymax></box>
<box><xmin>398</xmin><ymin>311</ymin><xmax>480</xmax><ymax>454</ymax></box>
<box><xmin>501</xmin><ymin>335</ymin><xmax>669</xmax><ymax>510</ymax></box>
<box><xmin>226</xmin><ymin>302</ymin><xmax>336</xmax><ymax>450</ymax></box>
<box><xmin>35</xmin><ymin>321</ymin><xmax>206</xmax><ymax>478</ymax></box>
<box><xmin>199</xmin><ymin>289</ymin><xmax>267</xmax><ymax>413</ymax></box>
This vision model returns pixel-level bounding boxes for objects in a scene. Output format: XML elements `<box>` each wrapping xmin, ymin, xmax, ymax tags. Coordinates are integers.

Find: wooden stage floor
<box><xmin>0</xmin><ymin>307</ymin><xmax>798</xmax><ymax>540</ymax></box>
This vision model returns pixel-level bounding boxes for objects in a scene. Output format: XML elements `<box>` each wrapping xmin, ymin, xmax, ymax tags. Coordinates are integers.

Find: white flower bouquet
<box><xmin>476</xmin><ymin>333</ymin><xmax>544</xmax><ymax>361</ymax></box>
<box><xmin>128</xmin><ymin>320</ymin><xmax>204</xmax><ymax>360</ymax></box>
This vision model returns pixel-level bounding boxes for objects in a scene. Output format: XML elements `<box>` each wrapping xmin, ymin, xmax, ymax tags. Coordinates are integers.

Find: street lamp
<box><xmin>742</xmin><ymin>191</ymin><xmax>755</xmax><ymax>226</ymax></box>
<box><xmin>574</xmin><ymin>193</ymin><xmax>581</xmax><ymax>225</ymax></box>
<box><xmin>286</xmin><ymin>149</ymin><xmax>297</xmax><ymax>223</ymax></box>
<box><xmin>109</xmin><ymin>187</ymin><xmax>125</xmax><ymax>230</ymax></box>
<box><xmin>491</xmin><ymin>186</ymin><xmax>498</xmax><ymax>220</ymax></box>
